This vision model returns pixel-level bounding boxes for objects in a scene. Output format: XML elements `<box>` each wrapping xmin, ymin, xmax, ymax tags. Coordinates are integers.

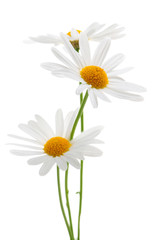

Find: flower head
<box><xmin>9</xmin><ymin>109</ymin><xmax>103</xmax><ymax>175</ymax></box>
<box><xmin>42</xmin><ymin>32</ymin><xmax>146</xmax><ymax>108</ymax></box>
<box><xmin>30</xmin><ymin>22</ymin><xmax>125</xmax><ymax>46</ymax></box>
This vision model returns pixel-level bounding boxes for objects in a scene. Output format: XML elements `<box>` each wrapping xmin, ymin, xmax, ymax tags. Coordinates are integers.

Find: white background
<box><xmin>0</xmin><ymin>0</ymin><xmax>159</xmax><ymax>239</ymax></box>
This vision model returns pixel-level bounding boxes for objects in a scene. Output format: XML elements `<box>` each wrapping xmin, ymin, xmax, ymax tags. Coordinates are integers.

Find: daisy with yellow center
<box><xmin>9</xmin><ymin>109</ymin><xmax>103</xmax><ymax>175</ymax></box>
<box><xmin>30</xmin><ymin>22</ymin><xmax>125</xmax><ymax>45</ymax></box>
<box><xmin>42</xmin><ymin>32</ymin><xmax>146</xmax><ymax>108</ymax></box>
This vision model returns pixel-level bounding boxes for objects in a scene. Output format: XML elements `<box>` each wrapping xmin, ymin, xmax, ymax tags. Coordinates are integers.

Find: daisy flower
<box><xmin>41</xmin><ymin>32</ymin><xmax>146</xmax><ymax>108</ymax></box>
<box><xmin>8</xmin><ymin>109</ymin><xmax>103</xmax><ymax>176</ymax></box>
<box><xmin>30</xmin><ymin>22</ymin><xmax>124</xmax><ymax>49</ymax></box>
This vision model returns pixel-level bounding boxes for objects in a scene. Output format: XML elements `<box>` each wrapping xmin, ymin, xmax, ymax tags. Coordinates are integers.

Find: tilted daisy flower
<box><xmin>30</xmin><ymin>22</ymin><xmax>124</xmax><ymax>50</ymax></box>
<box><xmin>42</xmin><ymin>32</ymin><xmax>146</xmax><ymax>108</ymax></box>
<box><xmin>8</xmin><ymin>109</ymin><xmax>103</xmax><ymax>176</ymax></box>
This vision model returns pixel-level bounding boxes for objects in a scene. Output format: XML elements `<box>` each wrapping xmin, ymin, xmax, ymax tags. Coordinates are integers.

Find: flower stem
<box><xmin>57</xmin><ymin>166</ymin><xmax>74</xmax><ymax>239</ymax></box>
<box><xmin>64</xmin><ymin>90</ymin><xmax>88</xmax><ymax>240</ymax></box>
<box><xmin>70</xmin><ymin>90</ymin><xmax>88</xmax><ymax>141</ymax></box>
<box><xmin>77</xmin><ymin>91</ymin><xmax>84</xmax><ymax>240</ymax></box>
<box><xmin>65</xmin><ymin>163</ymin><xmax>75</xmax><ymax>239</ymax></box>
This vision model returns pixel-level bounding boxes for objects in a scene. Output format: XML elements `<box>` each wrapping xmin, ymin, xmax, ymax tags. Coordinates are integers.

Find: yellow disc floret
<box><xmin>80</xmin><ymin>66</ymin><xmax>109</xmax><ymax>89</ymax></box>
<box><xmin>44</xmin><ymin>137</ymin><xmax>72</xmax><ymax>157</ymax></box>
<box><xmin>67</xmin><ymin>30</ymin><xmax>81</xmax><ymax>37</ymax></box>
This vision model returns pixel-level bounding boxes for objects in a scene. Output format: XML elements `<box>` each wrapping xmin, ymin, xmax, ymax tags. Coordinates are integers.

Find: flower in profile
<box><xmin>30</xmin><ymin>22</ymin><xmax>124</xmax><ymax>49</ymax></box>
<box><xmin>42</xmin><ymin>32</ymin><xmax>146</xmax><ymax>108</ymax></box>
<box><xmin>8</xmin><ymin>109</ymin><xmax>103</xmax><ymax>175</ymax></box>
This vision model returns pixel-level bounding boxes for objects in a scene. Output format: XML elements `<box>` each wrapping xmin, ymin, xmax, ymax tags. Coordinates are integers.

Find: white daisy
<box><xmin>30</xmin><ymin>22</ymin><xmax>125</xmax><ymax>47</ymax></box>
<box><xmin>8</xmin><ymin>109</ymin><xmax>103</xmax><ymax>176</ymax></box>
<box><xmin>41</xmin><ymin>32</ymin><xmax>146</xmax><ymax>108</ymax></box>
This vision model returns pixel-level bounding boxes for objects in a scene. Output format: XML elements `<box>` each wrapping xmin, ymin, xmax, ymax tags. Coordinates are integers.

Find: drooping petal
<box><xmin>61</xmin><ymin>155</ymin><xmax>81</xmax><ymax>169</ymax></box>
<box><xmin>39</xmin><ymin>158</ymin><xmax>56</xmax><ymax>176</ymax></box>
<box><xmin>30</xmin><ymin>34</ymin><xmax>61</xmax><ymax>44</ymax></box>
<box><xmin>88</xmin><ymin>89</ymin><xmax>98</xmax><ymax>108</ymax></box>
<box><xmin>56</xmin><ymin>157</ymin><xmax>67</xmax><ymax>171</ymax></box>
<box><xmin>104</xmin><ymin>88</ymin><xmax>144</xmax><ymax>101</ymax></box>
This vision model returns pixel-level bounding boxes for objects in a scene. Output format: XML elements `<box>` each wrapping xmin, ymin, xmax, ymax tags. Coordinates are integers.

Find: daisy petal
<box><xmin>51</xmin><ymin>47</ymin><xmax>78</xmax><ymax>71</ymax></box>
<box><xmin>93</xmin><ymin>89</ymin><xmax>111</xmax><ymax>102</ymax></box>
<box><xmin>108</xmin><ymin>82</ymin><xmax>146</xmax><ymax>93</ymax></box>
<box><xmin>28</xmin><ymin>155</ymin><xmax>51</xmax><ymax>165</ymax></box>
<box><xmin>10</xmin><ymin>150</ymin><xmax>44</xmax><ymax>156</ymax></box>
<box><xmin>56</xmin><ymin>157</ymin><xmax>67</xmax><ymax>171</ymax></box>
<box><xmin>18</xmin><ymin>124</ymin><xmax>46</xmax><ymax>144</ymax></box>
<box><xmin>41</xmin><ymin>62</ymin><xmax>69</xmax><ymax>72</ymax></box>
<box><xmin>104</xmin><ymin>88</ymin><xmax>144</xmax><ymax>101</ymax></box>
<box><xmin>62</xmin><ymin>155</ymin><xmax>81</xmax><ymax>169</ymax></box>
<box><xmin>39</xmin><ymin>158</ymin><xmax>56</xmax><ymax>176</ymax></box>
<box><xmin>30</xmin><ymin>34</ymin><xmax>61</xmax><ymax>44</ymax></box>
<box><xmin>79</xmin><ymin>32</ymin><xmax>91</xmax><ymax>66</ymax></box>
<box><xmin>7</xmin><ymin>143</ymin><xmax>42</xmax><ymax>150</ymax></box>
<box><xmin>85</xmin><ymin>22</ymin><xmax>105</xmax><ymax>37</ymax></box>
<box><xmin>60</xmin><ymin>33</ymin><xmax>84</xmax><ymax>68</ymax></box>
<box><xmin>103</xmin><ymin>53</ymin><xmax>125</xmax><ymax>72</ymax></box>
<box><xmin>55</xmin><ymin>109</ymin><xmax>64</xmax><ymax>136</ymax></box>
<box><xmin>107</xmin><ymin>67</ymin><xmax>133</xmax><ymax>77</ymax></box>
<box><xmin>76</xmin><ymin>84</ymin><xmax>90</xmax><ymax>95</ymax></box>
<box><xmin>79</xmin><ymin>145</ymin><xmax>103</xmax><ymax>157</ymax></box>
<box><xmin>64</xmin><ymin>109</ymin><xmax>78</xmax><ymax>140</ymax></box>
<box><xmin>8</xmin><ymin>134</ymin><xmax>43</xmax><ymax>146</ymax></box>
<box><xmin>71</xmin><ymin>126</ymin><xmax>104</xmax><ymax>145</ymax></box>
<box><xmin>92</xmin><ymin>38</ymin><xmax>111</xmax><ymax>66</ymax></box>
<box><xmin>35</xmin><ymin>115</ymin><xmax>54</xmax><ymax>139</ymax></box>
<box><xmin>89</xmin><ymin>89</ymin><xmax>98</xmax><ymax>108</ymax></box>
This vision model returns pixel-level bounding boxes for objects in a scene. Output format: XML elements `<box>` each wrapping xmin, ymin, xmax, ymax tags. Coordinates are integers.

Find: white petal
<box><xmin>103</xmin><ymin>54</ymin><xmax>125</xmax><ymax>72</ymax></box>
<box><xmin>56</xmin><ymin>157</ymin><xmax>67</xmax><ymax>171</ymax></box>
<box><xmin>79</xmin><ymin>32</ymin><xmax>91</xmax><ymax>66</ymax></box>
<box><xmin>51</xmin><ymin>47</ymin><xmax>78</xmax><ymax>71</ymax></box>
<box><xmin>70</xmin><ymin>29</ymin><xmax>79</xmax><ymax>40</ymax></box>
<box><xmin>7</xmin><ymin>143</ymin><xmax>42</xmax><ymax>150</ymax></box>
<box><xmin>85</xmin><ymin>22</ymin><xmax>105</xmax><ymax>37</ymax></box>
<box><xmin>108</xmin><ymin>82</ymin><xmax>146</xmax><ymax>93</ymax></box>
<box><xmin>30</xmin><ymin>34</ymin><xmax>61</xmax><ymax>44</ymax></box>
<box><xmin>104</xmin><ymin>88</ymin><xmax>144</xmax><ymax>101</ymax></box>
<box><xmin>51</xmin><ymin>68</ymin><xmax>82</xmax><ymax>82</ymax></box>
<box><xmin>18</xmin><ymin>124</ymin><xmax>46</xmax><ymax>144</ymax></box>
<box><xmin>28</xmin><ymin>120</ymin><xmax>48</xmax><ymax>140</ymax></box>
<box><xmin>92</xmin><ymin>38</ymin><xmax>111</xmax><ymax>66</ymax></box>
<box><xmin>60</xmin><ymin>33</ymin><xmax>84</xmax><ymax>68</ymax></box>
<box><xmin>76</xmin><ymin>145</ymin><xmax>103</xmax><ymax>157</ymax></box>
<box><xmin>88</xmin><ymin>89</ymin><xmax>98</xmax><ymax>108</ymax></box>
<box><xmin>28</xmin><ymin>155</ymin><xmax>51</xmax><ymax>165</ymax></box>
<box><xmin>62</xmin><ymin>155</ymin><xmax>80</xmax><ymax>169</ymax></box>
<box><xmin>107</xmin><ymin>67</ymin><xmax>133</xmax><ymax>77</ymax></box>
<box><xmin>55</xmin><ymin>109</ymin><xmax>64</xmax><ymax>136</ymax></box>
<box><xmin>64</xmin><ymin>109</ymin><xmax>78</xmax><ymax>140</ymax></box>
<box><xmin>93</xmin><ymin>89</ymin><xmax>111</xmax><ymax>102</ymax></box>
<box><xmin>76</xmin><ymin>84</ymin><xmax>89</xmax><ymax>95</ymax></box>
<box><xmin>39</xmin><ymin>158</ymin><xmax>56</xmax><ymax>176</ymax></box>
<box><xmin>65</xmin><ymin>150</ymin><xmax>84</xmax><ymax>160</ymax></box>
<box><xmin>35</xmin><ymin>115</ymin><xmax>54</xmax><ymax>139</ymax></box>
<box><xmin>10</xmin><ymin>150</ymin><xmax>44</xmax><ymax>156</ymax></box>
<box><xmin>8</xmin><ymin>134</ymin><xmax>43</xmax><ymax>146</ymax></box>
<box><xmin>41</xmin><ymin>62</ymin><xmax>69</xmax><ymax>72</ymax></box>
<box><xmin>71</xmin><ymin>126</ymin><xmax>104</xmax><ymax>145</ymax></box>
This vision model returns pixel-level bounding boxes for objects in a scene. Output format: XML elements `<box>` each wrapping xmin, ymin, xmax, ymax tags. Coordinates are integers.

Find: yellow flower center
<box><xmin>44</xmin><ymin>137</ymin><xmax>72</xmax><ymax>157</ymax></box>
<box><xmin>67</xmin><ymin>30</ymin><xmax>81</xmax><ymax>37</ymax></box>
<box><xmin>80</xmin><ymin>66</ymin><xmax>109</xmax><ymax>89</ymax></box>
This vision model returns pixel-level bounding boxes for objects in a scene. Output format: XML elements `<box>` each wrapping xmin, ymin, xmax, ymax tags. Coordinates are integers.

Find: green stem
<box><xmin>57</xmin><ymin>166</ymin><xmax>73</xmax><ymax>240</ymax></box>
<box><xmin>77</xmin><ymin>91</ymin><xmax>84</xmax><ymax>240</ymax></box>
<box><xmin>70</xmin><ymin>90</ymin><xmax>88</xmax><ymax>141</ymax></box>
<box><xmin>64</xmin><ymin>90</ymin><xmax>88</xmax><ymax>240</ymax></box>
<box><xmin>65</xmin><ymin>163</ymin><xmax>75</xmax><ymax>239</ymax></box>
